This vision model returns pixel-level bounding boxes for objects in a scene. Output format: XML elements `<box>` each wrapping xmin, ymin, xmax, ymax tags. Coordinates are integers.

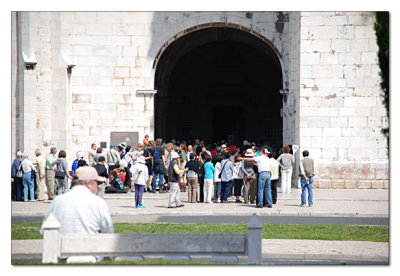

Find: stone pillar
<box><xmin>42</xmin><ymin>212</ymin><xmax>61</xmax><ymax>263</ymax></box>
<box><xmin>246</xmin><ymin>213</ymin><xmax>262</xmax><ymax>264</ymax></box>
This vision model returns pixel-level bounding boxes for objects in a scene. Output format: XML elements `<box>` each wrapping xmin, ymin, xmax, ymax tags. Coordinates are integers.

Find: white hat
<box><xmin>76</xmin><ymin>151</ymin><xmax>84</xmax><ymax>160</ymax></box>
<box><xmin>138</xmin><ymin>156</ymin><xmax>146</xmax><ymax>164</ymax></box>
<box><xmin>170</xmin><ymin>151</ymin><xmax>180</xmax><ymax>159</ymax></box>
<box><xmin>245</xmin><ymin>149</ymin><xmax>254</xmax><ymax>157</ymax></box>
<box><xmin>221</xmin><ymin>144</ymin><xmax>227</xmax><ymax>148</ymax></box>
<box><xmin>17</xmin><ymin>151</ymin><xmax>23</xmax><ymax>157</ymax></box>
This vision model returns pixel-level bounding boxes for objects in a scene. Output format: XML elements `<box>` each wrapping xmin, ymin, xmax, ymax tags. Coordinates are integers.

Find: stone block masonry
<box><xmin>299</xmin><ymin>11</ymin><xmax>388</xmax><ymax>188</ymax></box>
<box><xmin>11</xmin><ymin>11</ymin><xmax>388</xmax><ymax>188</ymax></box>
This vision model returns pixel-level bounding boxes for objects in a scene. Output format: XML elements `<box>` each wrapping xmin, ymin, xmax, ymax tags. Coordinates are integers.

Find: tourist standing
<box><xmin>132</xmin><ymin>144</ymin><xmax>144</xmax><ymax>166</ymax></box>
<box><xmin>152</xmin><ymin>138</ymin><xmax>166</xmax><ymax>193</ymax></box>
<box><xmin>277</xmin><ymin>145</ymin><xmax>295</xmax><ymax>194</ymax></box>
<box><xmin>143</xmin><ymin>134</ymin><xmax>150</xmax><ymax>147</ymax></box>
<box><xmin>185</xmin><ymin>153</ymin><xmax>200</xmax><ymax>203</ymax></box>
<box><xmin>51</xmin><ymin>150</ymin><xmax>73</xmax><ymax>195</ymax></box>
<box><xmin>21</xmin><ymin>153</ymin><xmax>36</xmax><ymax>201</ymax></box>
<box><xmin>179</xmin><ymin>144</ymin><xmax>188</xmax><ymax>192</ymax></box>
<box><xmin>164</xmin><ymin>142</ymin><xmax>176</xmax><ymax>192</ymax></box>
<box><xmin>269</xmin><ymin>152</ymin><xmax>280</xmax><ymax>204</ymax></box>
<box><xmin>88</xmin><ymin>143</ymin><xmax>97</xmax><ymax>166</ymax></box>
<box><xmin>45</xmin><ymin>147</ymin><xmax>57</xmax><ymax>200</ymax></box>
<box><xmin>203</xmin><ymin>155</ymin><xmax>215</xmax><ymax>203</ymax></box>
<box><xmin>213</xmin><ymin>155</ymin><xmax>223</xmax><ymax>203</ymax></box>
<box><xmin>123</xmin><ymin>146</ymin><xmax>133</xmax><ymax>190</ymax></box>
<box><xmin>71</xmin><ymin>152</ymin><xmax>84</xmax><ymax>178</ymax></box>
<box><xmin>240</xmin><ymin>149</ymin><xmax>256</xmax><ymax>204</ymax></box>
<box><xmin>197</xmin><ymin>152</ymin><xmax>207</xmax><ymax>202</ymax></box>
<box><xmin>93</xmin><ymin>147</ymin><xmax>104</xmax><ymax>166</ymax></box>
<box><xmin>167</xmin><ymin>152</ymin><xmax>186</xmax><ymax>208</ymax></box>
<box><xmin>35</xmin><ymin>149</ymin><xmax>47</xmax><ymax>201</ymax></box>
<box><xmin>220</xmin><ymin>152</ymin><xmax>234</xmax><ymax>203</ymax></box>
<box><xmin>192</xmin><ymin>139</ymin><xmax>201</xmax><ymax>155</ymax></box>
<box><xmin>106</xmin><ymin>144</ymin><xmax>120</xmax><ymax>174</ymax></box>
<box><xmin>299</xmin><ymin>150</ymin><xmax>314</xmax><ymax>207</ymax></box>
<box><xmin>186</xmin><ymin>145</ymin><xmax>196</xmax><ymax>158</ymax></box>
<box><xmin>143</xmin><ymin>140</ymin><xmax>154</xmax><ymax>192</ymax></box>
<box><xmin>232</xmin><ymin>153</ymin><xmax>244</xmax><ymax>203</ymax></box>
<box><xmin>131</xmin><ymin>156</ymin><xmax>149</xmax><ymax>208</ymax></box>
<box><xmin>241</xmin><ymin>147</ymin><xmax>272</xmax><ymax>208</ymax></box>
<box><xmin>11</xmin><ymin>151</ymin><xmax>23</xmax><ymax>201</ymax></box>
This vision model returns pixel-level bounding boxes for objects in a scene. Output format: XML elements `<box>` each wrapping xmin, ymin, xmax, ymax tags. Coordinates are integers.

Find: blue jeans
<box><xmin>134</xmin><ymin>184</ymin><xmax>145</xmax><ymax>206</ymax></box>
<box><xmin>257</xmin><ymin>172</ymin><xmax>272</xmax><ymax>206</ymax></box>
<box><xmin>214</xmin><ymin>181</ymin><xmax>221</xmax><ymax>198</ymax></box>
<box><xmin>221</xmin><ymin>181</ymin><xmax>232</xmax><ymax>201</ymax></box>
<box><xmin>152</xmin><ymin>172</ymin><xmax>164</xmax><ymax>189</ymax></box>
<box><xmin>300</xmin><ymin>176</ymin><xmax>313</xmax><ymax>206</ymax></box>
<box><xmin>23</xmin><ymin>172</ymin><xmax>35</xmax><ymax>201</ymax></box>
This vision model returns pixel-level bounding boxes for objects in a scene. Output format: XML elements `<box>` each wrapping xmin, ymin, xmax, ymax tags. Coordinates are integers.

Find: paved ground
<box><xmin>11</xmin><ymin>188</ymin><xmax>390</xmax><ymax>264</ymax></box>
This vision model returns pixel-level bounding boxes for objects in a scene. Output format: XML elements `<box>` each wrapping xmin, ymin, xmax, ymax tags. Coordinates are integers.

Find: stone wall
<box><xmin>299</xmin><ymin>12</ymin><xmax>388</xmax><ymax>188</ymax></box>
<box><xmin>13</xmin><ymin>11</ymin><xmax>295</xmax><ymax>164</ymax></box>
<box><xmin>11</xmin><ymin>11</ymin><xmax>389</xmax><ymax>188</ymax></box>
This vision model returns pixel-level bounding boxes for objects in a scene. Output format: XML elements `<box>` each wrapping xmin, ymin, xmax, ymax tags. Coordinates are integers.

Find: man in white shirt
<box><xmin>240</xmin><ymin>147</ymin><xmax>273</xmax><ymax>208</ymax></box>
<box><xmin>40</xmin><ymin>166</ymin><xmax>114</xmax><ymax>235</ymax></box>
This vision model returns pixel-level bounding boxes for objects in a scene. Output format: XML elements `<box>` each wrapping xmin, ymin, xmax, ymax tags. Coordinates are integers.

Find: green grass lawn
<box><xmin>11</xmin><ymin>222</ymin><xmax>388</xmax><ymax>242</ymax></box>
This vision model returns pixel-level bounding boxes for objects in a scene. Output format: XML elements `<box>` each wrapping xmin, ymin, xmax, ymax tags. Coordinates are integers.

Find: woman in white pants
<box><xmin>277</xmin><ymin>145</ymin><xmax>295</xmax><ymax>194</ymax></box>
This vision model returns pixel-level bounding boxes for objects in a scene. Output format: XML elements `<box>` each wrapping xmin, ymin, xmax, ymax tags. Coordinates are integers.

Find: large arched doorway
<box><xmin>154</xmin><ymin>26</ymin><xmax>283</xmax><ymax>147</ymax></box>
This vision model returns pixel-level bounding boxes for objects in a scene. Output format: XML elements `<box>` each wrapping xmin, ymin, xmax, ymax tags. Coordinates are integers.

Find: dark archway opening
<box><xmin>155</xmin><ymin>27</ymin><xmax>283</xmax><ymax>146</ymax></box>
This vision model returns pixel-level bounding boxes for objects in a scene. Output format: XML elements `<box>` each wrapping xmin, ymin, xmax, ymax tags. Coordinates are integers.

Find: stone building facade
<box><xmin>11</xmin><ymin>11</ymin><xmax>388</xmax><ymax>188</ymax></box>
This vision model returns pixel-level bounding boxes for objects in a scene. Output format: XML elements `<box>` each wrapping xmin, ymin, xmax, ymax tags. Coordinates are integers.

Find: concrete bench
<box><xmin>42</xmin><ymin>213</ymin><xmax>262</xmax><ymax>264</ymax></box>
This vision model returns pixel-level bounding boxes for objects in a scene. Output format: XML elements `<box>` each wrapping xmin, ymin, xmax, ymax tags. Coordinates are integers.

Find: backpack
<box><xmin>153</xmin><ymin>147</ymin><xmax>161</xmax><ymax>164</ymax></box>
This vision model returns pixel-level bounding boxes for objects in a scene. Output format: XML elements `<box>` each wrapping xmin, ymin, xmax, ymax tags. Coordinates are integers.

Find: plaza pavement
<box><xmin>11</xmin><ymin>188</ymin><xmax>389</xmax><ymax>264</ymax></box>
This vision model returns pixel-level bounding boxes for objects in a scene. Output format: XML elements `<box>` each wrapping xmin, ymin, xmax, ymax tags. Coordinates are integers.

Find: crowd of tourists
<box><xmin>11</xmin><ymin>136</ymin><xmax>315</xmax><ymax>208</ymax></box>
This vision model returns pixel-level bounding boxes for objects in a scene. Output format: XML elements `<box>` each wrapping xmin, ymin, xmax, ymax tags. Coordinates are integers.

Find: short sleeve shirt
<box><xmin>254</xmin><ymin>155</ymin><xmax>271</xmax><ymax>173</ymax></box>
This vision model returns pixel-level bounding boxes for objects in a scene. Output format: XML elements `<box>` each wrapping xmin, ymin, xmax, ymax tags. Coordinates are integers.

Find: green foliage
<box><xmin>374</xmin><ymin>12</ymin><xmax>389</xmax><ymax>152</ymax></box>
<box><xmin>12</xmin><ymin>222</ymin><xmax>389</xmax><ymax>242</ymax></box>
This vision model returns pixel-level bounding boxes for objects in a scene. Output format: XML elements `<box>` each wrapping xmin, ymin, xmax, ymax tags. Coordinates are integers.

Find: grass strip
<box><xmin>12</xmin><ymin>222</ymin><xmax>389</xmax><ymax>242</ymax></box>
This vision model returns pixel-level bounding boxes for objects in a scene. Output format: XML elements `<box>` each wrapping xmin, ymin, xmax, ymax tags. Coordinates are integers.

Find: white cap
<box><xmin>76</xmin><ymin>151</ymin><xmax>84</xmax><ymax>160</ymax></box>
<box><xmin>170</xmin><ymin>151</ymin><xmax>180</xmax><ymax>159</ymax></box>
<box><xmin>17</xmin><ymin>151</ymin><xmax>23</xmax><ymax>157</ymax></box>
<box><xmin>221</xmin><ymin>144</ymin><xmax>227</xmax><ymax>148</ymax></box>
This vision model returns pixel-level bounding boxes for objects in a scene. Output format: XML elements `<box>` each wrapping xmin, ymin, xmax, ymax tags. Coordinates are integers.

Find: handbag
<box><xmin>131</xmin><ymin>170</ymin><xmax>142</xmax><ymax>182</ymax></box>
<box><xmin>55</xmin><ymin>170</ymin><xmax>66</xmax><ymax>179</ymax></box>
<box><xmin>16</xmin><ymin>163</ymin><xmax>23</xmax><ymax>178</ymax></box>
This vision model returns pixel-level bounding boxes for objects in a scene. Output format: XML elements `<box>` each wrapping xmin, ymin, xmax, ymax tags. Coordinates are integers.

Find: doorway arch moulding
<box><xmin>149</xmin><ymin>21</ymin><xmax>288</xmax><ymax>93</ymax></box>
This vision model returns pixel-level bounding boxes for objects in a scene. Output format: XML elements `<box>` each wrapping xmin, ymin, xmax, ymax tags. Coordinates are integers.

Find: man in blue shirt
<box><xmin>11</xmin><ymin>151</ymin><xmax>23</xmax><ymax>201</ymax></box>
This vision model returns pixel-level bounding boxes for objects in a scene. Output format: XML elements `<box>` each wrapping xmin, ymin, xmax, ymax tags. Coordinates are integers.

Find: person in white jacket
<box><xmin>130</xmin><ymin>156</ymin><xmax>149</xmax><ymax>208</ymax></box>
